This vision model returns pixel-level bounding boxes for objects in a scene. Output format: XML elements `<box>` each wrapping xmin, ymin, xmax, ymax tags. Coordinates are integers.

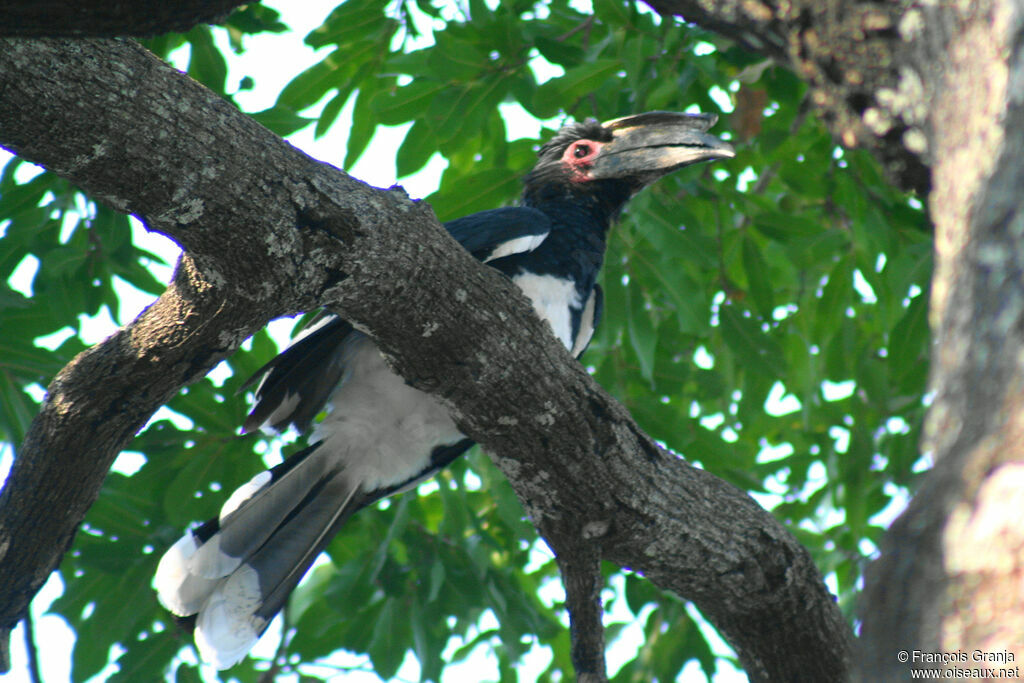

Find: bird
<box><xmin>153</xmin><ymin>111</ymin><xmax>734</xmax><ymax>669</ymax></box>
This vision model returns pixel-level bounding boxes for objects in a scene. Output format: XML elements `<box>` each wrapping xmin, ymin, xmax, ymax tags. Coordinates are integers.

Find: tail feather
<box><xmin>153</xmin><ymin>532</ymin><xmax>220</xmax><ymax>616</ymax></box>
<box><xmin>250</xmin><ymin>474</ymin><xmax>360</xmax><ymax>621</ymax></box>
<box><xmin>194</xmin><ymin>565</ymin><xmax>265</xmax><ymax>669</ymax></box>
<box><xmin>153</xmin><ymin>442</ymin><xmax>364</xmax><ymax>669</ymax></box>
<box><xmin>188</xmin><ymin>444</ymin><xmax>328</xmax><ymax>579</ymax></box>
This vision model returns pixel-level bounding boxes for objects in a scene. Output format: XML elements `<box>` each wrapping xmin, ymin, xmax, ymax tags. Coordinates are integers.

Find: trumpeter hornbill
<box><xmin>153</xmin><ymin>111</ymin><xmax>734</xmax><ymax>669</ymax></box>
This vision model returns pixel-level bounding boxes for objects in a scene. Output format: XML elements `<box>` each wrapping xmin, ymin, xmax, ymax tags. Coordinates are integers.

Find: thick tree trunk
<box><xmin>0</xmin><ymin>38</ymin><xmax>851</xmax><ymax>680</ymax></box>
<box><xmin>858</xmin><ymin>1</ymin><xmax>1024</xmax><ymax>679</ymax></box>
<box><xmin>645</xmin><ymin>0</ymin><xmax>1024</xmax><ymax>679</ymax></box>
<box><xmin>644</xmin><ymin>0</ymin><xmax>931</xmax><ymax>195</ymax></box>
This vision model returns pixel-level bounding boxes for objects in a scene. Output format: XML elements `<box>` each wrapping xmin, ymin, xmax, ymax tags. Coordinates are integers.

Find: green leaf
<box><xmin>396</xmin><ymin>119</ymin><xmax>439</xmax><ymax>178</ymax></box>
<box><xmin>427</xmin><ymin>74</ymin><xmax>511</xmax><ymax>150</ymax></box>
<box><xmin>626</xmin><ymin>286</ymin><xmax>657</xmax><ymax>382</ymax></box>
<box><xmin>67</xmin><ymin>561</ymin><xmax>156</xmax><ymax>681</ymax></box>
<box><xmin>112</xmin><ymin>259</ymin><xmax>167</xmax><ymax>297</ymax></box>
<box><xmin>0</xmin><ymin>285</ymin><xmax>30</xmax><ymax>310</ymax></box>
<box><xmin>0</xmin><ymin>373</ymin><xmax>37</xmax><ymax>445</ymax></box>
<box><xmin>427</xmin><ymin>558</ymin><xmax>446</xmax><ymax>603</ymax></box>
<box><xmin>0</xmin><ymin>338</ymin><xmax>66</xmax><ymax>378</ymax></box>
<box><xmin>174</xmin><ymin>663</ymin><xmax>204</xmax><ymax>683</ymax></box>
<box><xmin>373</xmin><ymin>81</ymin><xmax>450</xmax><ymax>126</ymax></box>
<box><xmin>307</xmin><ymin>2</ymin><xmax>393</xmax><ymax>49</ymax></box>
<box><xmin>224</xmin><ymin>4</ymin><xmax>288</xmax><ymax>35</ymax></box>
<box><xmin>815</xmin><ymin>256</ymin><xmax>852</xmax><ymax>344</ymax></box>
<box><xmin>0</xmin><ymin>167</ymin><xmax>58</xmax><ymax>219</ymax></box>
<box><xmin>889</xmin><ymin>294</ymin><xmax>928</xmax><ymax>388</ymax></box>
<box><xmin>742</xmin><ymin>234</ymin><xmax>775</xmax><ymax>319</ymax></box>
<box><xmin>719</xmin><ymin>305</ymin><xmax>786</xmax><ymax>377</ymax></box>
<box><xmin>427</xmin><ymin>32</ymin><xmax>489</xmax><ymax>81</ymax></box>
<box><xmin>342</xmin><ymin>87</ymin><xmax>377</xmax><ymax>167</ymax></box>
<box><xmin>277</xmin><ymin>50</ymin><xmax>348</xmax><ymax>111</ymax></box>
<box><xmin>533</xmin><ymin>35</ymin><xmax>584</xmax><ymax>66</ymax></box>
<box><xmin>108</xmin><ymin>630</ymin><xmax>181</xmax><ymax>682</ymax></box>
<box><xmin>289</xmin><ymin>563</ymin><xmax>337</xmax><ymax>625</ymax></box>
<box><xmin>533</xmin><ymin>59</ymin><xmax>621</xmax><ymax>116</ymax></box>
<box><xmin>624</xmin><ymin>572</ymin><xmax>662</xmax><ymax>615</ymax></box>
<box><xmin>368</xmin><ymin>599</ymin><xmax>408</xmax><ymax>680</ymax></box>
<box><xmin>778</xmin><ymin>158</ymin><xmax>825</xmax><ymax>197</ymax></box>
<box><xmin>593</xmin><ymin>0</ymin><xmax>632</xmax><ymax>27</ymax></box>
<box><xmin>647</xmin><ymin>612</ymin><xmax>698</xmax><ymax>680</ymax></box>
<box><xmin>316</xmin><ymin>89</ymin><xmax>350</xmax><ymax>140</ymax></box>
<box><xmin>752</xmin><ymin>211</ymin><xmax>825</xmax><ymax>242</ymax></box>
<box><xmin>40</xmin><ymin>244</ymin><xmax>87</xmax><ymax>276</ymax></box>
<box><xmin>185</xmin><ymin>27</ymin><xmax>228</xmax><ymax>95</ymax></box>
<box><xmin>427</xmin><ymin>168</ymin><xmax>519</xmax><ymax>221</ymax></box>
<box><xmin>250</xmin><ymin>105</ymin><xmax>314</xmax><ymax>137</ymax></box>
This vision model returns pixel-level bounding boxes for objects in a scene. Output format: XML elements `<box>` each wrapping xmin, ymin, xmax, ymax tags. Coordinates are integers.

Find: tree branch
<box><xmin>553</xmin><ymin>536</ymin><xmax>607</xmax><ymax>681</ymax></box>
<box><xmin>0</xmin><ymin>257</ymin><xmax>258</xmax><ymax>673</ymax></box>
<box><xmin>0</xmin><ymin>0</ymin><xmax>249</xmax><ymax>37</ymax></box>
<box><xmin>0</xmin><ymin>38</ymin><xmax>851</xmax><ymax>679</ymax></box>
<box><xmin>23</xmin><ymin>614</ymin><xmax>40</xmax><ymax>683</ymax></box>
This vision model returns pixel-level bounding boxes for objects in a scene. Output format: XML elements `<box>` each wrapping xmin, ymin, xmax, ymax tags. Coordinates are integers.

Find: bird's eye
<box><xmin>573</xmin><ymin>143</ymin><xmax>591</xmax><ymax>158</ymax></box>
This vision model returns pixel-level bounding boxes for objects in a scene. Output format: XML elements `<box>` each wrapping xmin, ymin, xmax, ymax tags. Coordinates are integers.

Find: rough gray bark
<box><xmin>0</xmin><ymin>0</ymin><xmax>248</xmax><ymax>36</ymax></box>
<box><xmin>0</xmin><ymin>38</ymin><xmax>852</xmax><ymax>680</ymax></box>
<box><xmin>643</xmin><ymin>0</ymin><xmax>1024</xmax><ymax>679</ymax></box>
<box><xmin>555</xmin><ymin>540</ymin><xmax>607</xmax><ymax>681</ymax></box>
<box><xmin>858</xmin><ymin>1</ymin><xmax>1024</xmax><ymax>679</ymax></box>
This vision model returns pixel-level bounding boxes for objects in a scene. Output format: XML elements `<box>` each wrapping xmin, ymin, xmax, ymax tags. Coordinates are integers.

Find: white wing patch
<box><xmin>285</xmin><ymin>314</ymin><xmax>339</xmax><ymax>345</ymax></box>
<box><xmin>483</xmin><ymin>232</ymin><xmax>549</xmax><ymax>262</ymax></box>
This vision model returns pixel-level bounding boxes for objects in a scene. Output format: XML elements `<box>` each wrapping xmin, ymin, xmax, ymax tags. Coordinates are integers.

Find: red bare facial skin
<box><xmin>560</xmin><ymin>139</ymin><xmax>605</xmax><ymax>182</ymax></box>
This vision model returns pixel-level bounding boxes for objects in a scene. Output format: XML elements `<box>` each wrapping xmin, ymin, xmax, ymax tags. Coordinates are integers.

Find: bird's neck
<box><xmin>522</xmin><ymin>179</ymin><xmax>634</xmax><ymax>238</ymax></box>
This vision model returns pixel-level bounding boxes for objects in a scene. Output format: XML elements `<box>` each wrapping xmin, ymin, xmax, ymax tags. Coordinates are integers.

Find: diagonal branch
<box><xmin>0</xmin><ymin>38</ymin><xmax>851</xmax><ymax>679</ymax></box>
<box><xmin>0</xmin><ymin>0</ymin><xmax>250</xmax><ymax>37</ymax></box>
<box><xmin>553</xmin><ymin>535</ymin><xmax>607</xmax><ymax>681</ymax></box>
<box><xmin>0</xmin><ymin>256</ymin><xmax>257</xmax><ymax>668</ymax></box>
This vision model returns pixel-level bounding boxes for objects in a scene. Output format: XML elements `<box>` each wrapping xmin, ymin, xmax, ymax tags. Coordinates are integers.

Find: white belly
<box><xmin>511</xmin><ymin>272</ymin><xmax>581</xmax><ymax>350</ymax></box>
<box><xmin>313</xmin><ymin>339</ymin><xmax>463</xmax><ymax>492</ymax></box>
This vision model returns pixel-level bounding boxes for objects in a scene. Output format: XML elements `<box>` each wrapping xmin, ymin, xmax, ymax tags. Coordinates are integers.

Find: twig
<box><xmin>554</xmin><ymin>535</ymin><xmax>608</xmax><ymax>681</ymax></box>
<box><xmin>555</xmin><ymin>15</ymin><xmax>594</xmax><ymax>43</ymax></box>
<box><xmin>24</xmin><ymin>614</ymin><xmax>41</xmax><ymax>683</ymax></box>
<box><xmin>735</xmin><ymin>95</ymin><xmax>812</xmax><ymax>231</ymax></box>
<box><xmin>258</xmin><ymin>605</ymin><xmax>291</xmax><ymax>683</ymax></box>
<box><xmin>0</xmin><ymin>627</ymin><xmax>9</xmax><ymax>674</ymax></box>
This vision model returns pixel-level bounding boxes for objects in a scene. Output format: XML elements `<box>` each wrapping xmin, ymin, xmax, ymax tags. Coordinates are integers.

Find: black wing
<box><xmin>241</xmin><ymin>313</ymin><xmax>355</xmax><ymax>434</ymax></box>
<box><xmin>443</xmin><ymin>206</ymin><xmax>551</xmax><ymax>262</ymax></box>
<box><xmin>243</xmin><ymin>206</ymin><xmax>551</xmax><ymax>433</ymax></box>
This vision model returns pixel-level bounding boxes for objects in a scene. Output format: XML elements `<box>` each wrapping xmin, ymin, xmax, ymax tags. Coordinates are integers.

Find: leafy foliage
<box><xmin>0</xmin><ymin>0</ymin><xmax>930</xmax><ymax>680</ymax></box>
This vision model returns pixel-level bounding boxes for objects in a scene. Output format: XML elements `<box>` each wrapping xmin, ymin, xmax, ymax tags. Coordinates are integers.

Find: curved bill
<box><xmin>590</xmin><ymin>111</ymin><xmax>735</xmax><ymax>181</ymax></box>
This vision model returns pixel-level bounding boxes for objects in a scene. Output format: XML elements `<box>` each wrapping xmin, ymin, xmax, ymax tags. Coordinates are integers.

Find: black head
<box><xmin>524</xmin><ymin>111</ymin><xmax>734</xmax><ymax>201</ymax></box>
